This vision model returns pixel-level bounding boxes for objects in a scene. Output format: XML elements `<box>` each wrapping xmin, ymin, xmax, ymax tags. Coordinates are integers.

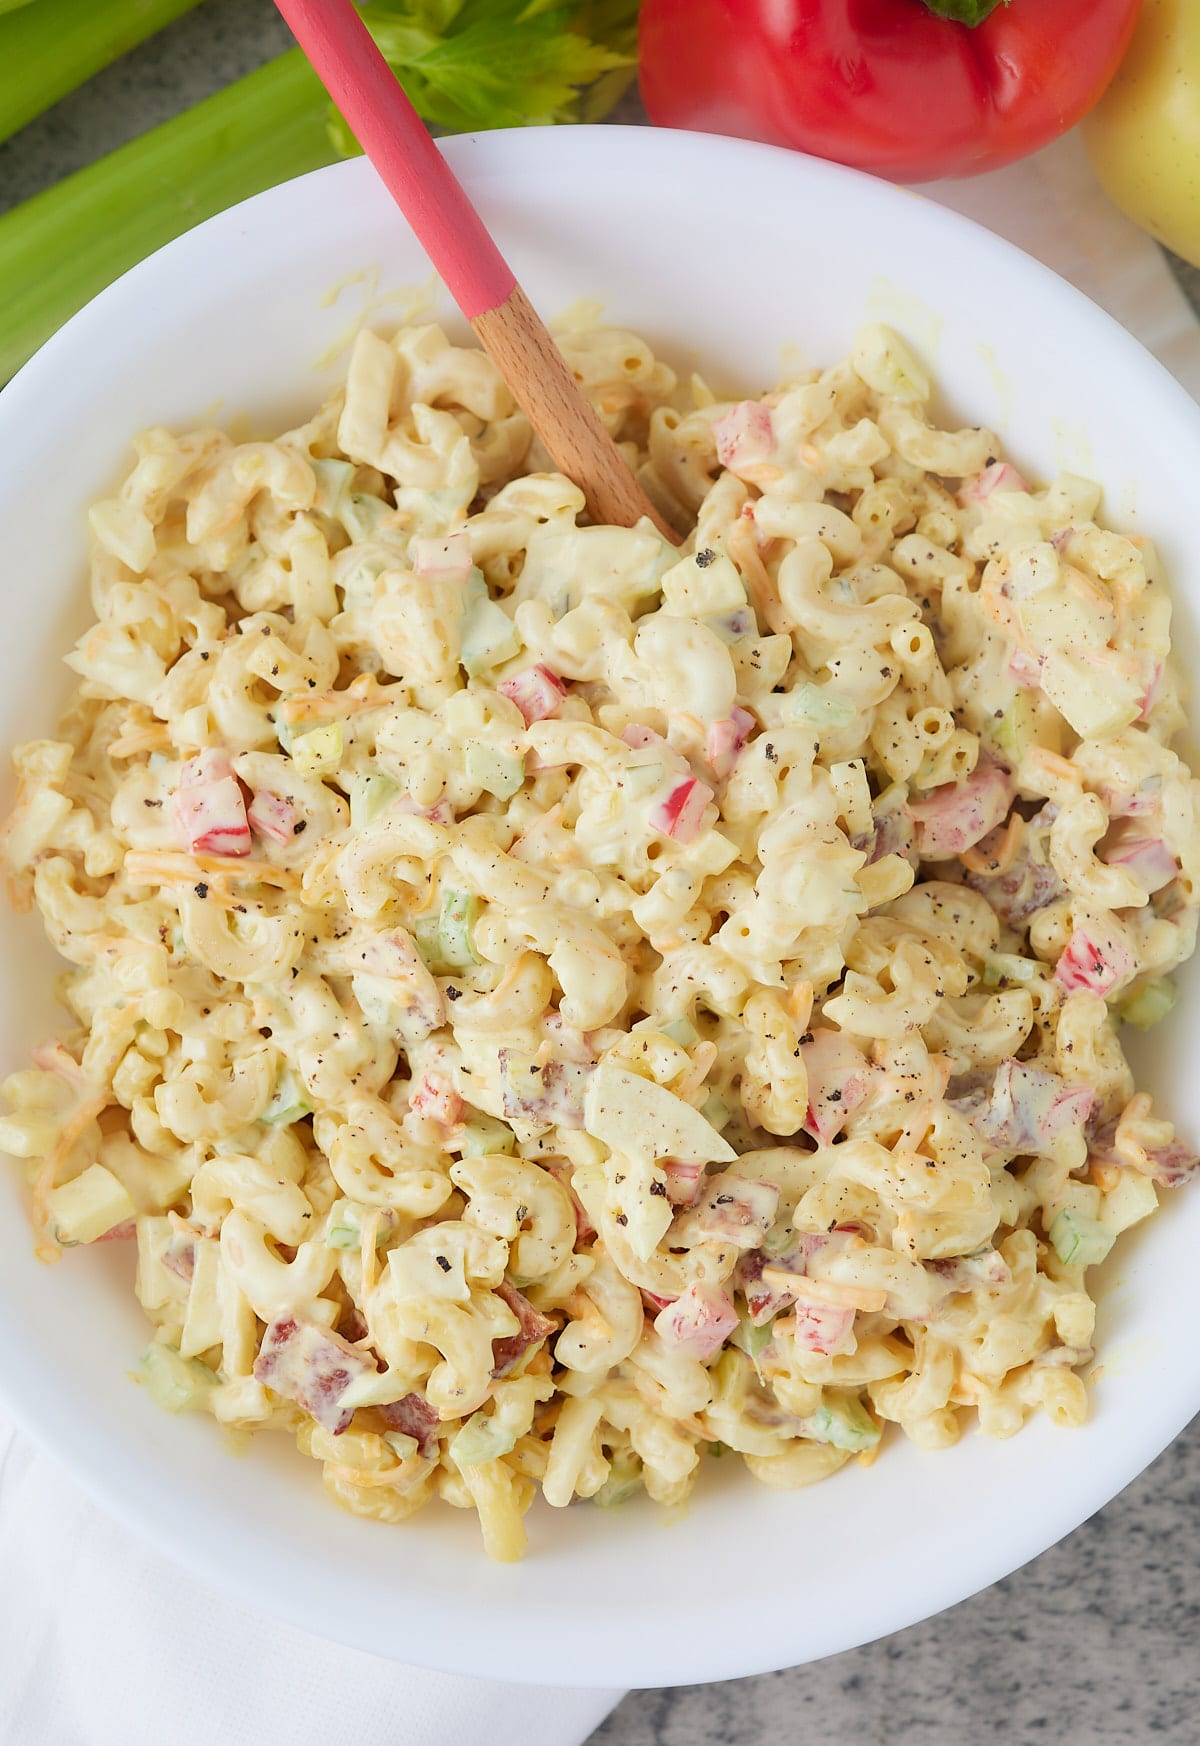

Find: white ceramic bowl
<box><xmin>1</xmin><ymin>126</ymin><xmax>1198</xmax><ymax>1691</ymax></box>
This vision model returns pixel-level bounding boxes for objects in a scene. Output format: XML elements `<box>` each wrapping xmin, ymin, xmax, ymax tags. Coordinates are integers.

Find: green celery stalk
<box><xmin>0</xmin><ymin>1</ymin><xmax>636</xmax><ymax>383</ymax></box>
<box><xmin>0</xmin><ymin>0</ymin><xmax>205</xmax><ymax>145</ymax></box>
<box><xmin>0</xmin><ymin>51</ymin><xmax>336</xmax><ymax>382</ymax></box>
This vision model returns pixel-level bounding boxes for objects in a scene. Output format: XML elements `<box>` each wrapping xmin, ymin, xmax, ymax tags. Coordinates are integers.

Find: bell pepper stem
<box><xmin>920</xmin><ymin>0</ymin><xmax>1006</xmax><ymax>23</ymax></box>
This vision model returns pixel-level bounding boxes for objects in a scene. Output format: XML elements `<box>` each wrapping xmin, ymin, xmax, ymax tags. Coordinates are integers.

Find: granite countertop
<box><xmin>3</xmin><ymin>5</ymin><xmax>1198</xmax><ymax>1740</ymax></box>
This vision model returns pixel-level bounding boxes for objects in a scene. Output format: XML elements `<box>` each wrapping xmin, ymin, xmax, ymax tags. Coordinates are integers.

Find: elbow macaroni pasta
<box><xmin>2</xmin><ymin>317</ymin><xmax>1198</xmax><ymax>1560</ymax></box>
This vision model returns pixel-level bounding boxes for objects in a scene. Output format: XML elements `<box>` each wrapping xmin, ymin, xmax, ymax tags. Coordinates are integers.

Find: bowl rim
<box><xmin>2</xmin><ymin>123</ymin><xmax>1200</xmax><ymax>1689</ymax></box>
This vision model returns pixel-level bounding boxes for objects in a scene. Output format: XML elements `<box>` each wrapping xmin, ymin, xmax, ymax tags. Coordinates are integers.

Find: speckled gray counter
<box><xmin>2</xmin><ymin>6</ymin><xmax>1199</xmax><ymax>1739</ymax></box>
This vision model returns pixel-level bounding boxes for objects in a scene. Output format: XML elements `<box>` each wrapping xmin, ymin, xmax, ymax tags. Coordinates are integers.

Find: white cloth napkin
<box><xmin>2</xmin><ymin>126</ymin><xmax>1199</xmax><ymax>1746</ymax></box>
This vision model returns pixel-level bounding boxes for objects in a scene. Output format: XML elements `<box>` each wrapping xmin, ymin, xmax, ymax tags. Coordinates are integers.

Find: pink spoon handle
<box><xmin>274</xmin><ymin>0</ymin><xmax>515</xmax><ymax>320</ymax></box>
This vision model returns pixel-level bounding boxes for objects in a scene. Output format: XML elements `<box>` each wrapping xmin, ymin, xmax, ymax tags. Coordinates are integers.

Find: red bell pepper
<box><xmin>639</xmin><ymin>0</ymin><xmax>1143</xmax><ymax>183</ymax></box>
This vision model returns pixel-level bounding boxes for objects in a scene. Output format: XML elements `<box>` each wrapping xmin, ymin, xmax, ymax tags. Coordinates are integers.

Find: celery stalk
<box><xmin>0</xmin><ymin>2</ymin><xmax>637</xmax><ymax>381</ymax></box>
<box><xmin>0</xmin><ymin>51</ymin><xmax>335</xmax><ymax>382</ymax></box>
<box><xmin>0</xmin><ymin>0</ymin><xmax>205</xmax><ymax>145</ymax></box>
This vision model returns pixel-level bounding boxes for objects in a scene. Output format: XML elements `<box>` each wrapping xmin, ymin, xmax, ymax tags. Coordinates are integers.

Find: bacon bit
<box><xmin>706</xmin><ymin>707</ymin><xmax>756</xmax><ymax>780</ymax></box>
<box><xmin>491</xmin><ymin>1281</ymin><xmax>556</xmax><ymax>1378</ymax></box>
<box><xmin>654</xmin><ymin>1281</ymin><xmax>738</xmax><ymax>1360</ymax></box>
<box><xmin>378</xmin><ymin>1392</ymin><xmax>441</xmax><ymax>1458</ymax></box>
<box><xmin>713</xmin><ymin>401</ymin><xmax>773</xmax><ymax>473</ymax></box>
<box><xmin>675</xmin><ymin>1172</ymin><xmax>780</xmax><ymax>1251</ymax></box>
<box><xmin>1090</xmin><ymin>1114</ymin><xmax>1200</xmax><ymax>1189</ymax></box>
<box><xmin>650</xmin><ymin>776</ymin><xmax>714</xmax><ymax>844</ymax></box>
<box><xmin>174</xmin><ymin>751</ymin><xmax>251</xmax><ymax>857</ymax></box>
<box><xmin>1055</xmin><ymin>929</ymin><xmax>1136</xmax><ymax>997</ymax></box>
<box><xmin>909</xmin><ymin>763</ymin><xmax>1014</xmax><ymax>861</ymax></box>
<box><xmin>407</xmin><ymin>1068</ymin><xmax>463</xmax><ymax>1129</ymax></box>
<box><xmin>412</xmin><ymin>530</ymin><xmax>472</xmax><ymax>579</ymax></box>
<box><xmin>1142</xmin><ymin>1140</ymin><xmax>1200</xmax><ymax>1187</ymax></box>
<box><xmin>736</xmin><ymin>1249</ymin><xmax>789</xmax><ymax>1325</ymax></box>
<box><xmin>253</xmin><ymin>1314</ymin><xmax>374</xmax><ymax>1435</ymax></box>
<box><xmin>966</xmin><ymin>829</ymin><xmax>1063</xmax><ymax>927</ymax></box>
<box><xmin>499</xmin><ymin>1053</ymin><xmax>590</xmax><ymax>1130</ymax></box>
<box><xmin>498</xmin><ymin>665</ymin><xmax>567</xmax><ymax>726</ymax></box>
<box><xmin>958</xmin><ymin>461</ymin><xmax>1028</xmax><ymax>505</ymax></box>
<box><xmin>928</xmin><ymin>1250</ymin><xmax>1012</xmax><ymax>1292</ymax></box>
<box><xmin>662</xmin><ymin>1158</ymin><xmax>704</xmax><ymax>1206</ymax></box>
<box><xmin>247</xmin><ymin>788</ymin><xmax>303</xmax><ymax>845</ymax></box>
<box><xmin>961</xmin><ymin>1059</ymin><xmax>1094</xmax><ymax>1154</ymax></box>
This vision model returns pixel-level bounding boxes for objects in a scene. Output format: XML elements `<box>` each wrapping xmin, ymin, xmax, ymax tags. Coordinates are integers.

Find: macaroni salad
<box><xmin>3</xmin><ymin>318</ymin><xmax>1198</xmax><ymax>1561</ymax></box>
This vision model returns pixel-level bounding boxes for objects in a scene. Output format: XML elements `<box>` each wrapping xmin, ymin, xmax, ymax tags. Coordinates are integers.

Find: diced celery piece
<box><xmin>450</xmin><ymin>1411</ymin><xmax>517</xmax><ymax>1467</ymax></box>
<box><xmin>809</xmin><ymin>1394</ymin><xmax>881</xmax><ymax>1453</ymax></box>
<box><xmin>338</xmin><ymin>556</ymin><xmax>385</xmax><ymax>612</ymax></box>
<box><xmin>383</xmin><ymin>1430</ymin><xmax>419</xmax><ymax>1461</ymax></box>
<box><xmin>987</xmin><ymin>690</ymin><xmax>1037</xmax><ymax>769</ymax></box>
<box><xmin>700</xmin><ymin>1093</ymin><xmax>731</xmax><ymax>1132</ymax></box>
<box><xmin>787</xmin><ymin>683</ymin><xmax>856</xmax><ymax>730</ymax></box>
<box><xmin>340</xmin><ymin>492</ymin><xmax>394</xmax><ymax>543</ymax></box>
<box><xmin>730</xmin><ymin>1316</ymin><xmax>774</xmax><ymax>1359</ymax></box>
<box><xmin>275</xmin><ymin>718</ymin><xmax>293</xmax><ymax>755</ymax></box>
<box><xmin>623</xmin><ymin>759</ymin><xmax>665</xmax><ymax>797</ymax></box>
<box><xmin>412</xmin><ymin>888</ymin><xmax>480</xmax><ymax>975</ymax></box>
<box><xmin>349</xmin><ymin>771</ymin><xmax>399</xmax><ymax>830</ymax></box>
<box><xmin>46</xmin><ymin>1163</ymin><xmax>136</xmax><ymax>1245</ymax></box>
<box><xmin>263</xmin><ymin>1068</ymin><xmax>313</xmax><ymax>1126</ymax></box>
<box><xmin>464</xmin><ymin>741</ymin><xmax>525</xmax><ymax>800</ymax></box>
<box><xmin>593</xmin><ymin>1448</ymin><xmax>643</xmax><ymax>1508</ymax></box>
<box><xmin>983</xmin><ymin>953</ymin><xmax>1040</xmax><ymax>988</ymax></box>
<box><xmin>761</xmin><ymin>1221</ymin><xmax>793</xmax><ymax>1257</ymax></box>
<box><xmin>325</xmin><ymin>1199</ymin><xmax>366</xmax><ymax>1251</ymax></box>
<box><xmin>459</xmin><ymin>1113</ymin><xmax>517</xmax><ymax>1157</ymax></box>
<box><xmin>351</xmin><ymin>972</ymin><xmax>400</xmax><ymax>1029</ymax></box>
<box><xmin>140</xmin><ymin>1343</ymin><xmax>217</xmax><ymax>1414</ymax></box>
<box><xmin>410</xmin><ymin>909</ymin><xmax>442</xmax><ymax>970</ymax></box>
<box><xmin>461</xmin><ymin>583</ymin><xmax>521</xmax><ymax>676</ymax></box>
<box><xmin>290</xmin><ymin>721</ymin><xmax>343</xmax><ymax>773</ymax></box>
<box><xmin>662</xmin><ymin>1015</ymin><xmax>699</xmax><ymax>1049</ymax></box>
<box><xmin>1049</xmin><ymin>1207</ymin><xmax>1116</xmax><ymax>1268</ymax></box>
<box><xmin>1118</xmin><ymin>978</ymin><xmax>1177</xmax><ymax>1031</ymax></box>
<box><xmin>437</xmin><ymin>887</ymin><xmax>479</xmax><ymax>968</ymax></box>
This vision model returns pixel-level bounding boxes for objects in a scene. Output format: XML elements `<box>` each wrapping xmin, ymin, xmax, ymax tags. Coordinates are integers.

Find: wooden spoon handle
<box><xmin>273</xmin><ymin>0</ymin><xmax>680</xmax><ymax>543</ymax></box>
<box><xmin>474</xmin><ymin>285</ymin><xmax>675</xmax><ymax>536</ymax></box>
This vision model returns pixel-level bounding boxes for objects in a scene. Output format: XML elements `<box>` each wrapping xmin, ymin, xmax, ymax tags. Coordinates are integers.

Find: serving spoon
<box><xmin>273</xmin><ymin>0</ymin><xmax>679</xmax><ymax>544</ymax></box>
